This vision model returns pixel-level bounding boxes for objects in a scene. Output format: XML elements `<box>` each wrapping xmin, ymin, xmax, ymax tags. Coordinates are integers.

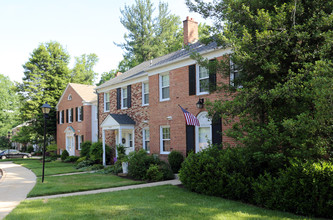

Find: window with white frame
<box><xmin>160</xmin><ymin>126</ymin><xmax>171</xmax><ymax>154</ymax></box>
<box><xmin>121</xmin><ymin>87</ymin><xmax>128</xmax><ymax>109</ymax></box>
<box><xmin>195</xmin><ymin>111</ymin><xmax>212</xmax><ymax>153</ymax></box>
<box><xmin>142</xmin><ymin>82</ymin><xmax>149</xmax><ymax>106</ymax></box>
<box><xmin>77</xmin><ymin>107</ymin><xmax>82</xmax><ymax>122</ymax></box>
<box><xmin>143</xmin><ymin>128</ymin><xmax>150</xmax><ymax>152</ymax></box>
<box><xmin>68</xmin><ymin>94</ymin><xmax>72</xmax><ymax>100</ymax></box>
<box><xmin>104</xmin><ymin>93</ymin><xmax>110</xmax><ymax>112</ymax></box>
<box><xmin>68</xmin><ymin>108</ymin><xmax>73</xmax><ymax>123</ymax></box>
<box><xmin>197</xmin><ymin>65</ymin><xmax>209</xmax><ymax>95</ymax></box>
<box><xmin>59</xmin><ymin>110</ymin><xmax>63</xmax><ymax>124</ymax></box>
<box><xmin>159</xmin><ymin>73</ymin><xmax>170</xmax><ymax>101</ymax></box>
<box><xmin>230</xmin><ymin>59</ymin><xmax>242</xmax><ymax>88</ymax></box>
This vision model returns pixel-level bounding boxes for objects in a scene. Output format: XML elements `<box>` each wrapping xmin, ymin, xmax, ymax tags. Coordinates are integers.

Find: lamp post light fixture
<box><xmin>196</xmin><ymin>98</ymin><xmax>205</xmax><ymax>109</ymax></box>
<box><xmin>41</xmin><ymin>102</ymin><xmax>51</xmax><ymax>183</ymax></box>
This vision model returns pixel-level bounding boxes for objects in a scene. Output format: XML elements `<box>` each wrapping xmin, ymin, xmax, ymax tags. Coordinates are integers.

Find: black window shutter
<box><xmin>66</xmin><ymin>109</ymin><xmax>68</xmax><ymax>123</ymax></box>
<box><xmin>75</xmin><ymin>107</ymin><xmax>78</xmax><ymax>121</ymax></box>
<box><xmin>71</xmin><ymin>108</ymin><xmax>73</xmax><ymax>122</ymax></box>
<box><xmin>186</xmin><ymin>125</ymin><xmax>195</xmax><ymax>155</ymax></box>
<box><xmin>81</xmin><ymin>106</ymin><xmax>84</xmax><ymax>121</ymax></box>
<box><xmin>57</xmin><ymin>111</ymin><xmax>59</xmax><ymax>124</ymax></box>
<box><xmin>62</xmin><ymin>110</ymin><xmax>64</xmax><ymax>124</ymax></box>
<box><xmin>189</xmin><ymin>65</ymin><xmax>196</xmax><ymax>95</ymax></box>
<box><xmin>211</xmin><ymin>114</ymin><xmax>222</xmax><ymax>145</ymax></box>
<box><xmin>127</xmin><ymin>85</ymin><xmax>131</xmax><ymax>108</ymax></box>
<box><xmin>209</xmin><ymin>59</ymin><xmax>217</xmax><ymax>93</ymax></box>
<box><xmin>117</xmin><ymin>88</ymin><xmax>121</xmax><ymax>109</ymax></box>
<box><xmin>82</xmin><ymin>135</ymin><xmax>84</xmax><ymax>143</ymax></box>
<box><xmin>75</xmin><ymin>135</ymin><xmax>78</xmax><ymax>150</ymax></box>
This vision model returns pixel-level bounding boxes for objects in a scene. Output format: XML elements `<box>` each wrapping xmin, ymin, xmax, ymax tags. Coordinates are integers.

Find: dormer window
<box><xmin>68</xmin><ymin>94</ymin><xmax>72</xmax><ymax>100</ymax></box>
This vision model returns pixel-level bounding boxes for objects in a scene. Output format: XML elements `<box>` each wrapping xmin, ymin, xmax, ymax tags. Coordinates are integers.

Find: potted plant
<box><xmin>116</xmin><ymin>144</ymin><xmax>129</xmax><ymax>174</ymax></box>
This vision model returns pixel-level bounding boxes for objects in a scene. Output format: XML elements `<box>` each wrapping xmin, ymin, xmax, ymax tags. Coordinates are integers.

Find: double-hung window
<box><xmin>104</xmin><ymin>93</ymin><xmax>110</xmax><ymax>112</ymax></box>
<box><xmin>68</xmin><ymin>108</ymin><xmax>73</xmax><ymax>123</ymax></box>
<box><xmin>121</xmin><ymin>87</ymin><xmax>128</xmax><ymax>109</ymax></box>
<box><xmin>197</xmin><ymin>65</ymin><xmax>209</xmax><ymax>95</ymax></box>
<box><xmin>142</xmin><ymin>82</ymin><xmax>149</xmax><ymax>106</ymax></box>
<box><xmin>230</xmin><ymin>60</ymin><xmax>242</xmax><ymax>88</ymax></box>
<box><xmin>159</xmin><ymin>73</ymin><xmax>170</xmax><ymax>101</ymax></box>
<box><xmin>160</xmin><ymin>126</ymin><xmax>171</xmax><ymax>154</ymax></box>
<box><xmin>59</xmin><ymin>111</ymin><xmax>63</xmax><ymax>124</ymax></box>
<box><xmin>143</xmin><ymin>128</ymin><xmax>150</xmax><ymax>152</ymax></box>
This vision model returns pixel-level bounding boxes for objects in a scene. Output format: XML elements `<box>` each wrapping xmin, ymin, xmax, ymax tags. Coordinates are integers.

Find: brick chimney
<box><xmin>116</xmin><ymin>72</ymin><xmax>122</xmax><ymax>77</ymax></box>
<box><xmin>183</xmin><ymin>16</ymin><xmax>198</xmax><ymax>45</ymax></box>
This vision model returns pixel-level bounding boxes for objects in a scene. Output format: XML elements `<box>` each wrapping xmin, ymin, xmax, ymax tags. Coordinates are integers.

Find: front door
<box><xmin>66</xmin><ymin>135</ymin><xmax>75</xmax><ymax>156</ymax></box>
<box><xmin>116</xmin><ymin>129</ymin><xmax>134</xmax><ymax>155</ymax></box>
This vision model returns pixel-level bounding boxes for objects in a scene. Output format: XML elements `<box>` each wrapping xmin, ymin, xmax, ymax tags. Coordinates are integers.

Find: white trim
<box><xmin>159</xmin><ymin>73</ymin><xmax>170</xmax><ymax>102</ymax></box>
<box><xmin>97</xmin><ymin>75</ymin><xmax>148</xmax><ymax>93</ymax></box>
<box><xmin>160</xmin><ymin>125</ymin><xmax>171</xmax><ymax>154</ymax></box>
<box><xmin>104</xmin><ymin>92</ymin><xmax>110</xmax><ymax>112</ymax></box>
<box><xmin>196</xmin><ymin>65</ymin><xmax>209</xmax><ymax>95</ymax></box>
<box><xmin>142</xmin><ymin>82</ymin><xmax>149</xmax><ymax>106</ymax></box>
<box><xmin>142</xmin><ymin>127</ymin><xmax>150</xmax><ymax>153</ymax></box>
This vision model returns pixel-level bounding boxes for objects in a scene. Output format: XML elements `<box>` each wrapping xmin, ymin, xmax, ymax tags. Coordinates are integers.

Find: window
<box><xmin>104</xmin><ymin>93</ymin><xmax>110</xmax><ymax>112</ymax></box>
<box><xmin>195</xmin><ymin>112</ymin><xmax>212</xmax><ymax>152</ymax></box>
<box><xmin>160</xmin><ymin>126</ymin><xmax>171</xmax><ymax>154</ymax></box>
<box><xmin>68</xmin><ymin>94</ymin><xmax>72</xmax><ymax>100</ymax></box>
<box><xmin>128</xmin><ymin>133</ymin><xmax>133</xmax><ymax>148</ymax></box>
<box><xmin>197</xmin><ymin>65</ymin><xmax>209</xmax><ymax>95</ymax></box>
<box><xmin>230</xmin><ymin>60</ymin><xmax>242</xmax><ymax>88</ymax></box>
<box><xmin>143</xmin><ymin>128</ymin><xmax>150</xmax><ymax>152</ymax></box>
<box><xmin>77</xmin><ymin>106</ymin><xmax>83</xmax><ymax>122</ymax></box>
<box><xmin>142</xmin><ymin>82</ymin><xmax>149</xmax><ymax>106</ymax></box>
<box><xmin>59</xmin><ymin>110</ymin><xmax>63</xmax><ymax>124</ymax></box>
<box><xmin>159</xmin><ymin>73</ymin><xmax>170</xmax><ymax>101</ymax></box>
<box><xmin>68</xmin><ymin>108</ymin><xmax>73</xmax><ymax>123</ymax></box>
<box><xmin>76</xmin><ymin>135</ymin><xmax>83</xmax><ymax>150</ymax></box>
<box><xmin>121</xmin><ymin>87</ymin><xmax>128</xmax><ymax>109</ymax></box>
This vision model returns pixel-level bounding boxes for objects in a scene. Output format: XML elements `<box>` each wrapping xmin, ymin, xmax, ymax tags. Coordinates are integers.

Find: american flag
<box><xmin>179</xmin><ymin>105</ymin><xmax>200</xmax><ymax>126</ymax></box>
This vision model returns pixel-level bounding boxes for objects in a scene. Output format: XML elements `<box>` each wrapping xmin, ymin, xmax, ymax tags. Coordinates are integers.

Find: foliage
<box><xmin>186</xmin><ymin>0</ymin><xmax>333</xmax><ymax>160</ymax></box>
<box><xmin>168</xmin><ymin>150</ymin><xmax>184</xmax><ymax>173</ymax></box>
<box><xmin>70</xmin><ymin>53</ymin><xmax>99</xmax><ymax>85</ymax></box>
<box><xmin>27</xmin><ymin>146</ymin><xmax>34</xmax><ymax>153</ymax></box>
<box><xmin>97</xmin><ymin>164</ymin><xmax>122</xmax><ymax>175</ymax></box>
<box><xmin>61</xmin><ymin>149</ymin><xmax>69</xmax><ymax>161</ymax></box>
<box><xmin>46</xmin><ymin>144</ymin><xmax>57</xmax><ymax>156</ymax></box>
<box><xmin>80</xmin><ymin>141</ymin><xmax>92</xmax><ymax>158</ymax></box>
<box><xmin>0</xmin><ymin>74</ymin><xmax>20</xmax><ymax>136</ymax></box>
<box><xmin>75</xmin><ymin>159</ymin><xmax>94</xmax><ymax>169</ymax></box>
<box><xmin>17</xmin><ymin>41</ymin><xmax>71</xmax><ymax>143</ymax></box>
<box><xmin>127</xmin><ymin>149</ymin><xmax>159</xmax><ymax>179</ymax></box>
<box><xmin>96</xmin><ymin>70</ymin><xmax>117</xmax><ymax>86</ymax></box>
<box><xmin>11</xmin><ymin>125</ymin><xmax>33</xmax><ymax>147</ymax></box>
<box><xmin>89</xmin><ymin>141</ymin><xmax>111</xmax><ymax>164</ymax></box>
<box><xmin>64</xmin><ymin>156</ymin><xmax>80</xmax><ymax>163</ymax></box>
<box><xmin>0</xmin><ymin>136</ymin><xmax>11</xmax><ymax>150</ymax></box>
<box><xmin>116</xmin><ymin>144</ymin><xmax>129</xmax><ymax>163</ymax></box>
<box><xmin>252</xmin><ymin>160</ymin><xmax>333</xmax><ymax>218</ymax></box>
<box><xmin>116</xmin><ymin>0</ymin><xmax>182</xmax><ymax>71</ymax></box>
<box><xmin>146</xmin><ymin>164</ymin><xmax>163</xmax><ymax>181</ymax></box>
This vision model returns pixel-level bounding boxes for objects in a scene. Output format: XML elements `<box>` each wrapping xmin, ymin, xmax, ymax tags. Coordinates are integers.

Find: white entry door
<box><xmin>66</xmin><ymin>135</ymin><xmax>75</xmax><ymax>156</ymax></box>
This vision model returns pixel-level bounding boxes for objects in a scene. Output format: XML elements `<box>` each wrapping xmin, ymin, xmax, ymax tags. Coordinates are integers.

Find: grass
<box><xmin>12</xmin><ymin>158</ymin><xmax>80</xmax><ymax>176</ymax></box>
<box><xmin>6</xmin><ymin>185</ymin><xmax>314</xmax><ymax>220</ymax></box>
<box><xmin>28</xmin><ymin>173</ymin><xmax>144</xmax><ymax>197</ymax></box>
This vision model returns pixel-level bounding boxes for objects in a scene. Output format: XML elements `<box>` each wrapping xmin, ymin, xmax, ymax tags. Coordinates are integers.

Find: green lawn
<box><xmin>7</xmin><ymin>185</ymin><xmax>314</xmax><ymax>220</ymax></box>
<box><xmin>12</xmin><ymin>159</ymin><xmax>80</xmax><ymax>176</ymax></box>
<box><xmin>28</xmin><ymin>173</ymin><xmax>144</xmax><ymax>197</ymax></box>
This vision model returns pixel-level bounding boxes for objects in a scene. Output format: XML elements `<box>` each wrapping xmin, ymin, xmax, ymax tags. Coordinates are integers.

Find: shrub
<box><xmin>128</xmin><ymin>149</ymin><xmax>159</xmax><ymax>179</ymax></box>
<box><xmin>61</xmin><ymin>150</ymin><xmax>69</xmax><ymax>161</ymax></box>
<box><xmin>146</xmin><ymin>164</ymin><xmax>164</xmax><ymax>181</ymax></box>
<box><xmin>80</xmin><ymin>141</ymin><xmax>92</xmax><ymax>158</ymax></box>
<box><xmin>89</xmin><ymin>141</ymin><xmax>111</xmax><ymax>164</ymax></box>
<box><xmin>97</xmin><ymin>164</ymin><xmax>122</xmax><ymax>174</ymax></box>
<box><xmin>27</xmin><ymin>146</ymin><xmax>34</xmax><ymax>153</ymax></box>
<box><xmin>252</xmin><ymin>160</ymin><xmax>333</xmax><ymax>218</ymax></box>
<box><xmin>91</xmin><ymin>164</ymin><xmax>104</xmax><ymax>170</ymax></box>
<box><xmin>46</xmin><ymin>144</ymin><xmax>57</xmax><ymax>156</ymax></box>
<box><xmin>76</xmin><ymin>159</ymin><xmax>94</xmax><ymax>169</ymax></box>
<box><xmin>64</xmin><ymin>156</ymin><xmax>80</xmax><ymax>163</ymax></box>
<box><xmin>158</xmin><ymin>161</ymin><xmax>174</xmax><ymax>180</ymax></box>
<box><xmin>76</xmin><ymin>156</ymin><xmax>86</xmax><ymax>164</ymax></box>
<box><xmin>168</xmin><ymin>150</ymin><xmax>184</xmax><ymax>173</ymax></box>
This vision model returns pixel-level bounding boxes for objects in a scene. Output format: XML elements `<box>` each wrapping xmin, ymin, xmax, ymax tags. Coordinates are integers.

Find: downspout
<box><xmin>96</xmin><ymin>91</ymin><xmax>100</xmax><ymax>140</ymax></box>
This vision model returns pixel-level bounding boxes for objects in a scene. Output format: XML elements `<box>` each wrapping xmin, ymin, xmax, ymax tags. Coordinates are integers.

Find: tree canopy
<box><xmin>116</xmin><ymin>0</ymin><xmax>183</xmax><ymax>71</ymax></box>
<box><xmin>71</xmin><ymin>53</ymin><xmax>99</xmax><ymax>85</ymax></box>
<box><xmin>96</xmin><ymin>70</ymin><xmax>117</xmax><ymax>86</ymax></box>
<box><xmin>187</xmin><ymin>0</ymin><xmax>333</xmax><ymax>160</ymax></box>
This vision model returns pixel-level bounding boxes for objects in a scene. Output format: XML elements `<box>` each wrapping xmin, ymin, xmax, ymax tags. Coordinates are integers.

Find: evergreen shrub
<box><xmin>61</xmin><ymin>150</ymin><xmax>69</xmax><ymax>161</ymax></box>
<box><xmin>64</xmin><ymin>156</ymin><xmax>80</xmax><ymax>163</ymax></box>
<box><xmin>89</xmin><ymin>141</ymin><xmax>111</xmax><ymax>164</ymax></box>
<box><xmin>168</xmin><ymin>150</ymin><xmax>184</xmax><ymax>173</ymax></box>
<box><xmin>80</xmin><ymin>141</ymin><xmax>92</xmax><ymax>158</ymax></box>
<box><xmin>27</xmin><ymin>146</ymin><xmax>34</xmax><ymax>153</ymax></box>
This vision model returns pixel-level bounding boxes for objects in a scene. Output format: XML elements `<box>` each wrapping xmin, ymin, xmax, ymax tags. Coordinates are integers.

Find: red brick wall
<box><xmin>98</xmin><ymin>82</ymin><xmax>149</xmax><ymax>151</ymax></box>
<box><xmin>56</xmin><ymin>86</ymin><xmax>93</xmax><ymax>156</ymax></box>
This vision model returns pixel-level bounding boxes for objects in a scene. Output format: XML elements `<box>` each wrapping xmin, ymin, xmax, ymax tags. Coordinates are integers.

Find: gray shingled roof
<box><xmin>110</xmin><ymin>114</ymin><xmax>136</xmax><ymax>125</ymax></box>
<box><xmin>95</xmin><ymin>41</ymin><xmax>219</xmax><ymax>90</ymax></box>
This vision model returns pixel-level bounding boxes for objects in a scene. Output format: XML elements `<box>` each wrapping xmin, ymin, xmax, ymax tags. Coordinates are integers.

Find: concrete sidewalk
<box><xmin>27</xmin><ymin>179</ymin><xmax>181</xmax><ymax>201</ymax></box>
<box><xmin>0</xmin><ymin>161</ymin><xmax>36</xmax><ymax>220</ymax></box>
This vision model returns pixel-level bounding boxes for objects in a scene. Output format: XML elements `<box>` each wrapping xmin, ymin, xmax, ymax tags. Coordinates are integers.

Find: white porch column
<box><xmin>118</xmin><ymin>128</ymin><xmax>122</xmax><ymax>157</ymax></box>
<box><xmin>102</xmin><ymin>129</ymin><xmax>106</xmax><ymax>166</ymax></box>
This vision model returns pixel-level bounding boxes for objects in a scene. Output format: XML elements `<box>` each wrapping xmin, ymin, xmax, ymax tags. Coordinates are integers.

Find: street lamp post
<box><xmin>41</xmin><ymin>102</ymin><xmax>51</xmax><ymax>183</ymax></box>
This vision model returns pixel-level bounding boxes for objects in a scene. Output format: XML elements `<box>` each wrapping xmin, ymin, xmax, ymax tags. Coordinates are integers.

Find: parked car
<box><xmin>0</xmin><ymin>149</ymin><xmax>31</xmax><ymax>159</ymax></box>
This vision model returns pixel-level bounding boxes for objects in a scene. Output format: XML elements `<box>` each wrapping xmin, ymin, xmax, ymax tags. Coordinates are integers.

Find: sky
<box><xmin>0</xmin><ymin>0</ymin><xmax>211</xmax><ymax>83</ymax></box>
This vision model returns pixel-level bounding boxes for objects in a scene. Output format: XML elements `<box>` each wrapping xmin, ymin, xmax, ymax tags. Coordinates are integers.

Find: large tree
<box><xmin>187</xmin><ymin>0</ymin><xmax>333</xmax><ymax>160</ymax></box>
<box><xmin>70</xmin><ymin>53</ymin><xmax>99</xmax><ymax>85</ymax></box>
<box><xmin>116</xmin><ymin>0</ymin><xmax>183</xmax><ymax>71</ymax></box>
<box><xmin>0</xmin><ymin>74</ymin><xmax>20</xmax><ymax>136</ymax></box>
<box><xmin>18</xmin><ymin>41</ymin><xmax>71</xmax><ymax>142</ymax></box>
<box><xmin>96</xmin><ymin>69</ymin><xmax>117</xmax><ymax>86</ymax></box>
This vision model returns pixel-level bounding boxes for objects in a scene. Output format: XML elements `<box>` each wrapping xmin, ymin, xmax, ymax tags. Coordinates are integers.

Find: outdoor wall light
<box><xmin>196</xmin><ymin>98</ymin><xmax>204</xmax><ymax>109</ymax></box>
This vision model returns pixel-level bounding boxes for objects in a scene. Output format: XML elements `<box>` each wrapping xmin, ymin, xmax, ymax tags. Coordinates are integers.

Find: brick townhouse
<box><xmin>56</xmin><ymin>83</ymin><xmax>98</xmax><ymax>156</ymax></box>
<box><xmin>96</xmin><ymin>17</ymin><xmax>236</xmax><ymax>164</ymax></box>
